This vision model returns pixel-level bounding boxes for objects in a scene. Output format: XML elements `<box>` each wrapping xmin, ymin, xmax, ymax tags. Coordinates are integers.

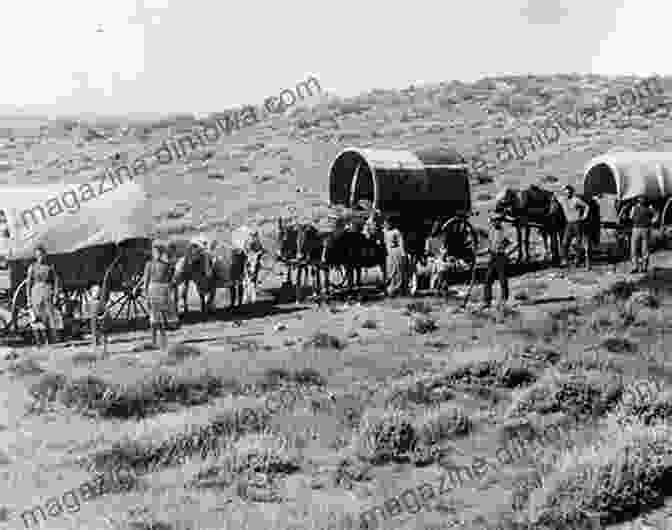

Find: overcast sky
<box><xmin>0</xmin><ymin>0</ymin><xmax>664</xmax><ymax>117</ymax></box>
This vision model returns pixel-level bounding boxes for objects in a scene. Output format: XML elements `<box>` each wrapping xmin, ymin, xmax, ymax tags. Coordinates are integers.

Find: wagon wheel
<box><xmin>440</xmin><ymin>217</ymin><xmax>478</xmax><ymax>277</ymax></box>
<box><xmin>11</xmin><ymin>279</ymin><xmax>33</xmax><ymax>341</ymax></box>
<box><xmin>660</xmin><ymin>198</ymin><xmax>672</xmax><ymax>249</ymax></box>
<box><xmin>102</xmin><ymin>254</ymin><xmax>149</xmax><ymax>330</ymax></box>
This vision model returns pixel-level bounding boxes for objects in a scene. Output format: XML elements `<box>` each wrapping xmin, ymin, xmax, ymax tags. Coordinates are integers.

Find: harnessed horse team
<box><xmin>170</xmin><ymin>184</ymin><xmax>603</xmax><ymax>315</ymax></box>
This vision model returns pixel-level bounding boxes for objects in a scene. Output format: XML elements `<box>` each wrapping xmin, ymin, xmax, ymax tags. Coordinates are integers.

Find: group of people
<box><xmin>556</xmin><ymin>184</ymin><xmax>656</xmax><ymax>274</ymax></box>
<box><xmin>479</xmin><ymin>184</ymin><xmax>659</xmax><ymax>308</ymax></box>
<box><xmin>22</xmin><ymin>228</ymin><xmax>267</xmax><ymax>351</ymax></box>
<box><xmin>337</xmin><ymin>182</ymin><xmax>660</xmax><ymax>310</ymax></box>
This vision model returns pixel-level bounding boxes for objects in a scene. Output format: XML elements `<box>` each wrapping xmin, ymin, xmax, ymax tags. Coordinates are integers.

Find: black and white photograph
<box><xmin>1</xmin><ymin>1</ymin><xmax>671</xmax><ymax>529</ymax></box>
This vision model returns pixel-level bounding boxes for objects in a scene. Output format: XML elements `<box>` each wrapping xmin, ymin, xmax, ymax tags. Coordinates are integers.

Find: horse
<box><xmin>316</xmin><ymin>221</ymin><xmax>387</xmax><ymax>297</ymax></box>
<box><xmin>494</xmin><ymin>185</ymin><xmax>567</xmax><ymax>264</ymax></box>
<box><xmin>174</xmin><ymin>242</ymin><xmax>247</xmax><ymax>315</ymax></box>
<box><xmin>276</xmin><ymin>218</ymin><xmax>324</xmax><ymax>301</ymax></box>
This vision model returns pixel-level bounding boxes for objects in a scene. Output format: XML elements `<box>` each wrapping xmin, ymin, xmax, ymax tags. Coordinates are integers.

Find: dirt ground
<box><xmin>3</xmin><ymin>76</ymin><xmax>672</xmax><ymax>530</ymax></box>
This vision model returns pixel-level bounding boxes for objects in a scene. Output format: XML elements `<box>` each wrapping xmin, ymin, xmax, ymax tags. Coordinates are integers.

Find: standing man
<box><xmin>481</xmin><ymin>214</ymin><xmax>512</xmax><ymax>309</ymax></box>
<box><xmin>629</xmin><ymin>196</ymin><xmax>656</xmax><ymax>273</ymax></box>
<box><xmin>558</xmin><ymin>185</ymin><xmax>590</xmax><ymax>269</ymax></box>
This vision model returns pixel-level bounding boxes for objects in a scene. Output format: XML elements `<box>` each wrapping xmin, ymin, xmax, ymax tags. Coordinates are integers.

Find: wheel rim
<box><xmin>11</xmin><ymin>279</ymin><xmax>32</xmax><ymax>340</ymax></box>
<box><xmin>441</xmin><ymin>218</ymin><xmax>478</xmax><ymax>273</ymax></box>
<box><xmin>103</xmin><ymin>252</ymin><xmax>150</xmax><ymax>329</ymax></box>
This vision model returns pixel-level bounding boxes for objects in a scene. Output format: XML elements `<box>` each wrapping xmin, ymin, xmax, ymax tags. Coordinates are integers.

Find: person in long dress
<box><xmin>384</xmin><ymin>221</ymin><xmax>409</xmax><ymax>297</ymax></box>
<box><xmin>26</xmin><ymin>245</ymin><xmax>60</xmax><ymax>346</ymax></box>
<box><xmin>88</xmin><ymin>284</ymin><xmax>109</xmax><ymax>355</ymax></box>
<box><xmin>425</xmin><ymin>220</ymin><xmax>448</xmax><ymax>292</ymax></box>
<box><xmin>143</xmin><ymin>242</ymin><xmax>175</xmax><ymax>351</ymax></box>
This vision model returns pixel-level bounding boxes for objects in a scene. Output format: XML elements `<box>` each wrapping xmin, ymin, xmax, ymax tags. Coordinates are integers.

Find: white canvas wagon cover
<box><xmin>582</xmin><ymin>152</ymin><xmax>672</xmax><ymax>202</ymax></box>
<box><xmin>0</xmin><ymin>177</ymin><xmax>152</xmax><ymax>260</ymax></box>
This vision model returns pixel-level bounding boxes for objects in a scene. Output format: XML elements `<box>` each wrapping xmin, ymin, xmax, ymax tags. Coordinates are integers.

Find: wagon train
<box><xmin>582</xmin><ymin>151</ymin><xmax>672</xmax><ymax>255</ymax></box>
<box><xmin>274</xmin><ymin>147</ymin><xmax>479</xmax><ymax>295</ymax></box>
<box><xmin>0</xmin><ymin>178</ymin><xmax>153</xmax><ymax>342</ymax></box>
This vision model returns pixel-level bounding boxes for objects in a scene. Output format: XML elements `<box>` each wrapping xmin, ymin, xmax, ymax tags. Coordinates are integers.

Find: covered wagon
<box><xmin>0</xmin><ymin>176</ymin><xmax>153</xmax><ymax>340</ymax></box>
<box><xmin>328</xmin><ymin>146</ymin><xmax>478</xmax><ymax>278</ymax></box>
<box><xmin>582</xmin><ymin>151</ymin><xmax>672</xmax><ymax>252</ymax></box>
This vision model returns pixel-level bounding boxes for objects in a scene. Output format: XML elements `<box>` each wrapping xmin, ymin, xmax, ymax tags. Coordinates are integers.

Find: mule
<box><xmin>494</xmin><ymin>185</ymin><xmax>567</xmax><ymax>264</ymax></box>
<box><xmin>174</xmin><ymin>243</ymin><xmax>247</xmax><ymax>315</ymax></box>
<box><xmin>277</xmin><ymin>219</ymin><xmax>324</xmax><ymax>301</ymax></box>
<box><xmin>318</xmin><ymin>224</ymin><xmax>387</xmax><ymax>297</ymax></box>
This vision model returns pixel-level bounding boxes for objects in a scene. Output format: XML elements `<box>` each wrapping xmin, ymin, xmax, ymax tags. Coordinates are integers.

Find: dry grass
<box><xmin>29</xmin><ymin>370</ymin><xmax>224</xmax><ymax>419</ymax></box>
<box><xmin>527</xmin><ymin>421</ymin><xmax>672</xmax><ymax>528</ymax></box>
<box><xmin>8</xmin><ymin>74</ymin><xmax>672</xmax><ymax>530</ymax></box>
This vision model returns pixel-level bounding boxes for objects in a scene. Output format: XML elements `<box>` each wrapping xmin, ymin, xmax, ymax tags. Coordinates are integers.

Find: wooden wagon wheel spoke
<box><xmin>136</xmin><ymin>297</ymin><xmax>148</xmax><ymax>316</ymax></box>
<box><xmin>101</xmin><ymin>242</ymin><xmax>151</xmax><ymax>329</ymax></box>
<box><xmin>442</xmin><ymin>218</ymin><xmax>478</xmax><ymax>263</ymax></box>
<box><xmin>126</xmin><ymin>296</ymin><xmax>132</xmax><ymax>321</ymax></box>
<box><xmin>106</xmin><ymin>293</ymin><xmax>126</xmax><ymax>312</ymax></box>
<box><xmin>11</xmin><ymin>279</ymin><xmax>34</xmax><ymax>342</ymax></box>
<box><xmin>112</xmin><ymin>294</ymin><xmax>130</xmax><ymax>320</ymax></box>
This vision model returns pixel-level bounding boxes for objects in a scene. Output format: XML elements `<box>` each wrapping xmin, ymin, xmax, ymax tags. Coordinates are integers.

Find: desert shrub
<box><xmin>593</xmin><ymin>280</ymin><xmax>635</xmax><ymax>305</ymax></box>
<box><xmin>38</xmin><ymin>372</ymin><xmax>224</xmax><ymax>419</ymax></box>
<box><xmin>506</xmin><ymin>371</ymin><xmax>622</xmax><ymax>421</ymax></box>
<box><xmin>601</xmin><ymin>336</ymin><xmax>637</xmax><ymax>354</ymax></box>
<box><xmin>406</xmin><ymin>300</ymin><xmax>433</xmax><ymax>314</ymax></box>
<box><xmin>361</xmin><ymin>319</ymin><xmax>378</xmax><ymax>329</ymax></box>
<box><xmin>411</xmin><ymin>315</ymin><xmax>438</xmax><ymax>334</ymax></box>
<box><xmin>528</xmin><ymin>421</ymin><xmax>672</xmax><ymax>527</ymax></box>
<box><xmin>222</xmin><ymin>432</ymin><xmax>301</xmax><ymax>475</ymax></box>
<box><xmin>30</xmin><ymin>373</ymin><xmax>68</xmax><ymax>404</ymax></box>
<box><xmin>521</xmin><ymin>344</ymin><xmax>561</xmax><ymax>365</ymax></box>
<box><xmin>259</xmin><ymin>368</ymin><xmax>291</xmax><ymax>388</ymax></box>
<box><xmin>353</xmin><ymin>409</ymin><xmax>417</xmax><ymax>464</ymax></box>
<box><xmin>444</xmin><ymin>358</ymin><xmax>536</xmax><ymax>390</ymax></box>
<box><xmin>618</xmin><ymin>384</ymin><xmax>672</xmax><ymax>426</ymax></box>
<box><xmin>629</xmin><ymin>291</ymin><xmax>661</xmax><ymax>309</ymax></box>
<box><xmin>291</xmin><ymin>367</ymin><xmax>327</xmax><ymax>386</ymax></box>
<box><xmin>332</xmin><ymin>458</ymin><xmax>374</xmax><ymax>489</ymax></box>
<box><xmin>307</xmin><ymin>331</ymin><xmax>345</xmax><ymax>350</ymax></box>
<box><xmin>384</xmin><ymin>376</ymin><xmax>454</xmax><ymax>409</ymax></box>
<box><xmin>89</xmin><ymin>404</ymin><xmax>272</xmax><ymax>474</ymax></box>
<box><xmin>412</xmin><ymin>404</ymin><xmax>471</xmax><ymax>464</ymax></box>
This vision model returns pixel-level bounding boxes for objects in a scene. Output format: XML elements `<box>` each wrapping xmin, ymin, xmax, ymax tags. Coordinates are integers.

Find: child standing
<box><xmin>88</xmin><ymin>285</ymin><xmax>109</xmax><ymax>355</ymax></box>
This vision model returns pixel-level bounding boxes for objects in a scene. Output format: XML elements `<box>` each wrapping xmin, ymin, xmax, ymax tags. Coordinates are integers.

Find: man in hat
<box><xmin>558</xmin><ymin>184</ymin><xmax>590</xmax><ymax>268</ymax></box>
<box><xmin>629</xmin><ymin>195</ymin><xmax>657</xmax><ymax>273</ymax></box>
<box><xmin>481</xmin><ymin>214</ymin><xmax>512</xmax><ymax>309</ymax></box>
